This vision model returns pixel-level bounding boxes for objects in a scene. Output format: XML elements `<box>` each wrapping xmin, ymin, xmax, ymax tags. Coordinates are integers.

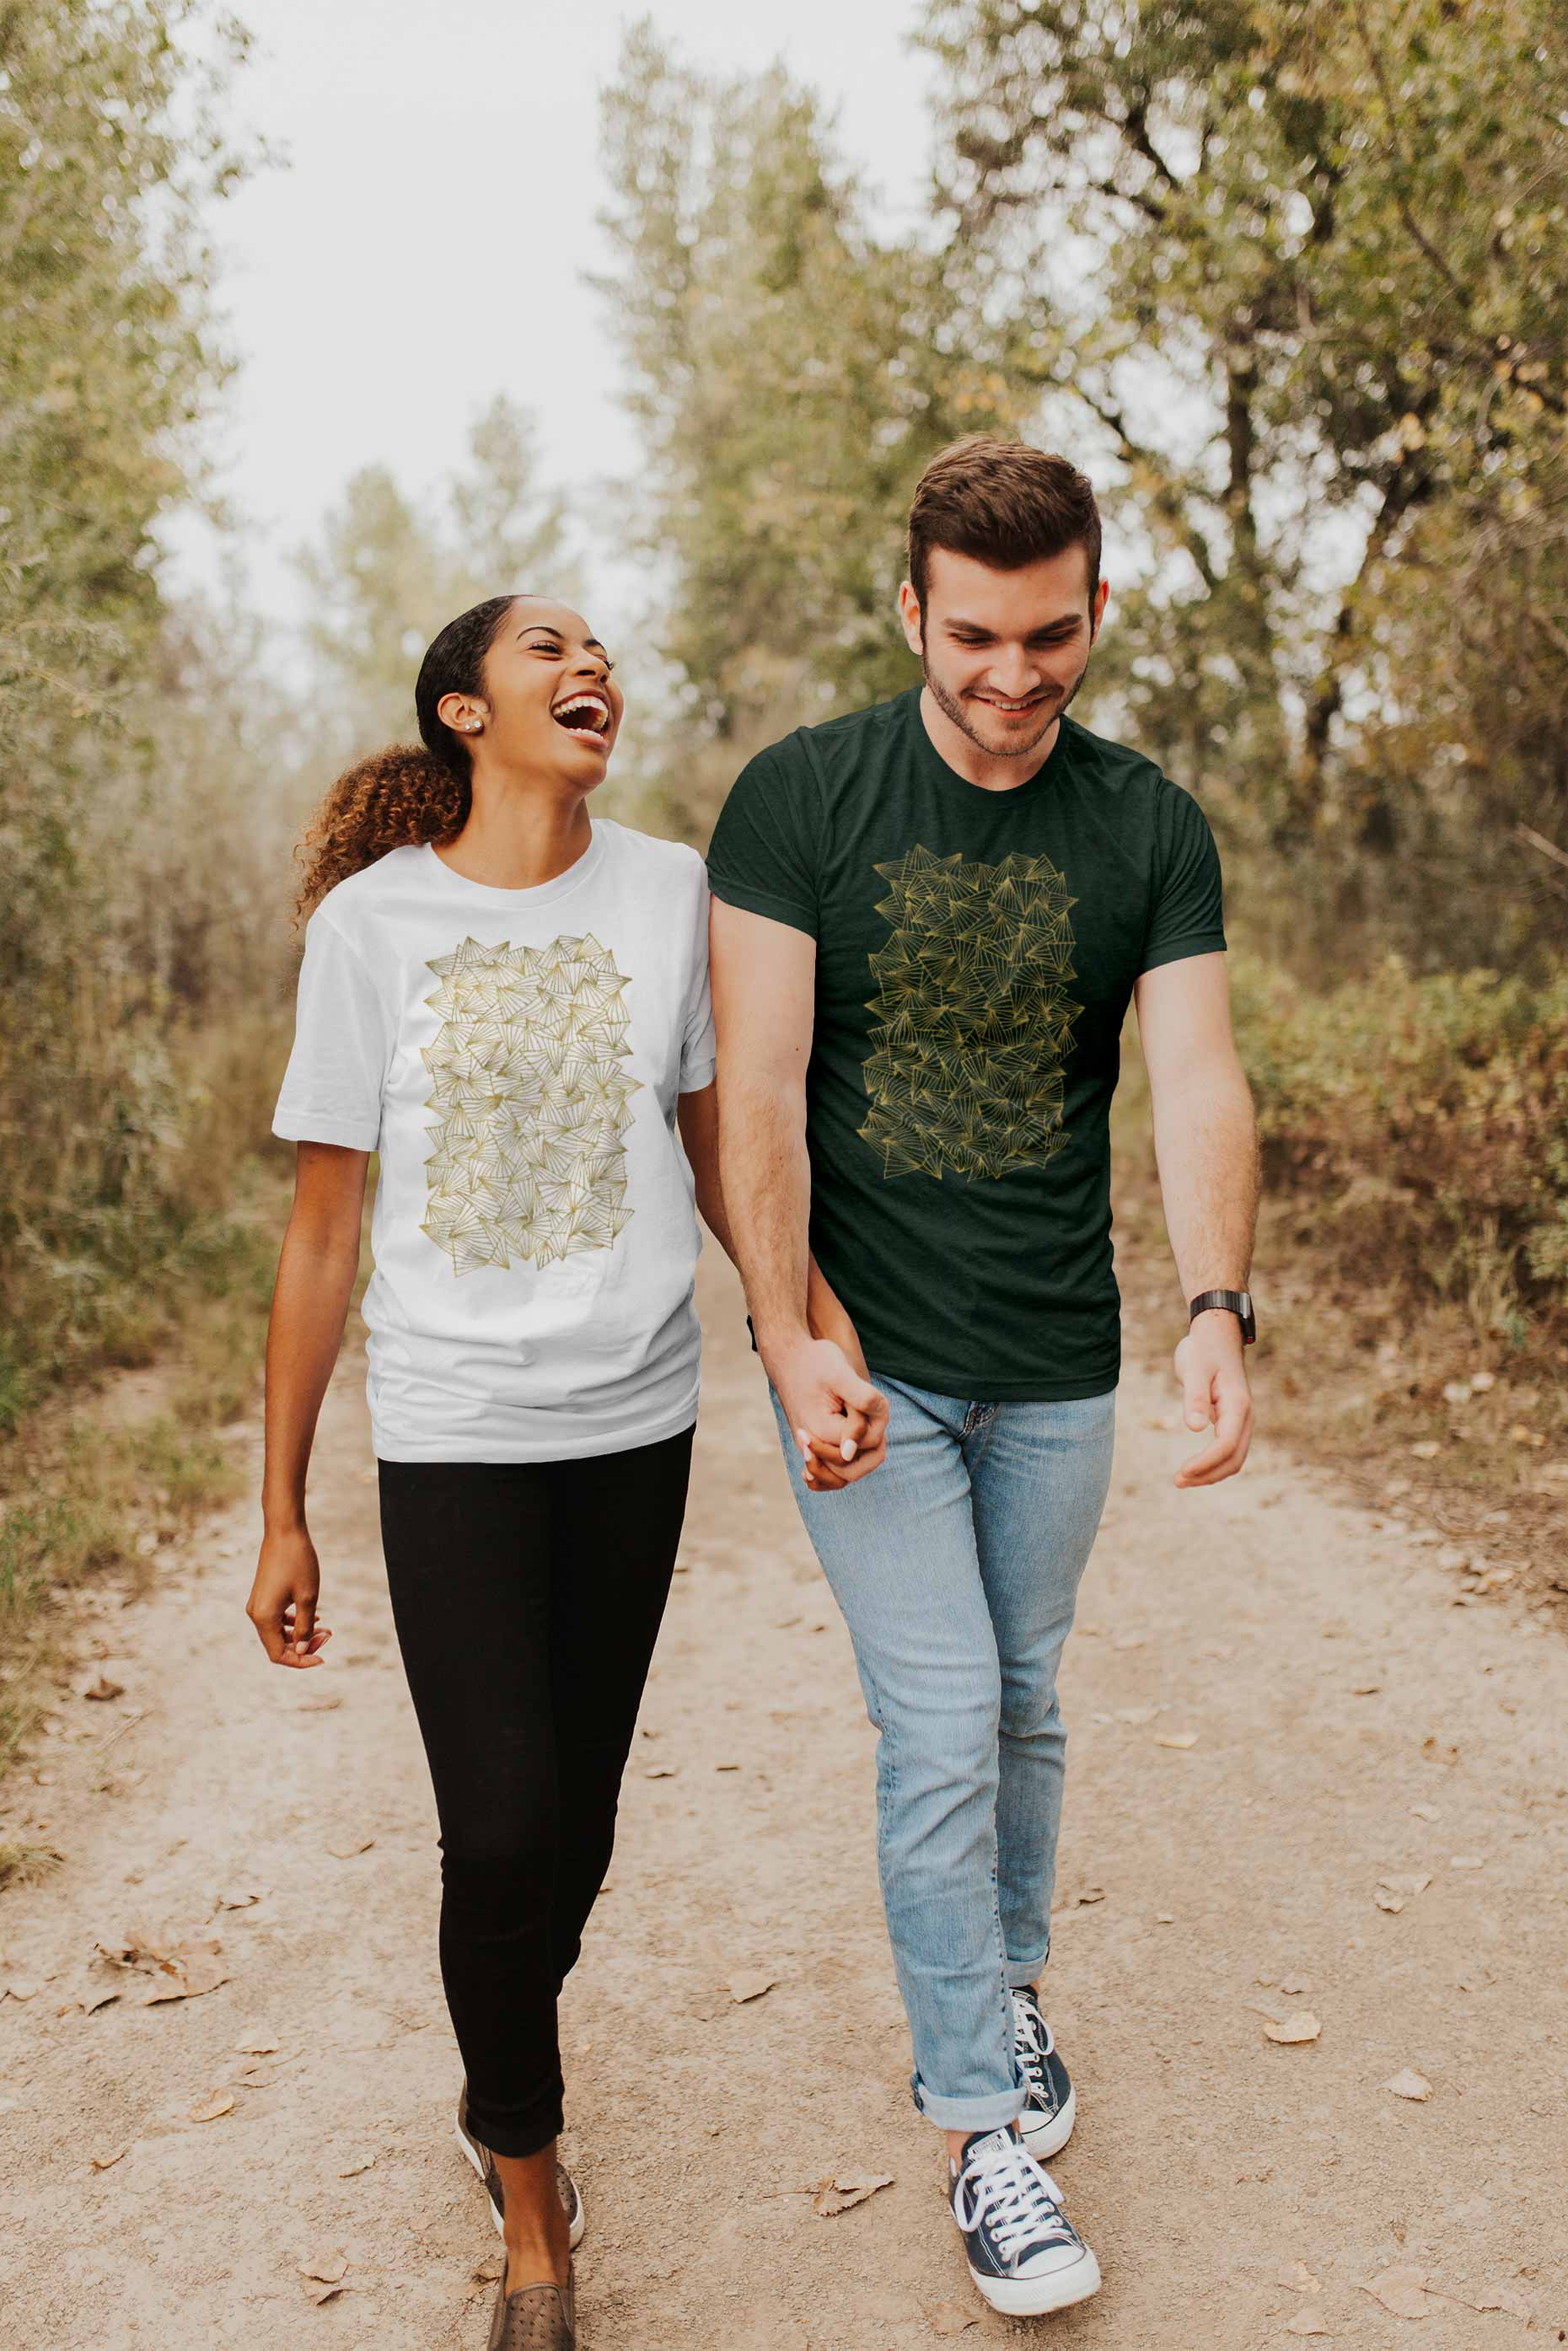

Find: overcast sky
<box><xmin>166</xmin><ymin>0</ymin><xmax>937</xmax><ymax>641</ymax></box>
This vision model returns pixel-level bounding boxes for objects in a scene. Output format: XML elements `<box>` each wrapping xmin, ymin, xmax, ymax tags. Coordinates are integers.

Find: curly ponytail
<box><xmin>294</xmin><ymin>594</ymin><xmax>520</xmax><ymax>917</ymax></box>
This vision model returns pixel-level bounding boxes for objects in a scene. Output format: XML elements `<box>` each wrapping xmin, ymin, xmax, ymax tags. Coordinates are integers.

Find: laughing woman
<box><xmin>244</xmin><ymin>594</ymin><xmax>829</xmax><ymax>2349</ymax></box>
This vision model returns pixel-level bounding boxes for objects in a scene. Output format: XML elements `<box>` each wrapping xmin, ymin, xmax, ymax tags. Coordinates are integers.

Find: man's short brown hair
<box><xmin>907</xmin><ymin>436</ymin><xmax>1102</xmax><ymax>616</ymax></box>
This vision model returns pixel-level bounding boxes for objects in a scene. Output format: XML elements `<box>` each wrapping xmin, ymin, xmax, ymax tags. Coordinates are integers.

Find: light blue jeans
<box><xmin>769</xmin><ymin>1371</ymin><xmax>1117</xmax><ymax>2133</ymax></box>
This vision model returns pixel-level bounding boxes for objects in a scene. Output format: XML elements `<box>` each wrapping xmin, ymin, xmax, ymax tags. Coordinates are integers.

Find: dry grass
<box><xmin>1113</xmin><ymin>1030</ymin><xmax>1568</xmax><ymax>1619</ymax></box>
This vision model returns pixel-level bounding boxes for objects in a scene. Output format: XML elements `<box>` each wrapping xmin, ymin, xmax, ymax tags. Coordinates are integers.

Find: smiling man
<box><xmin>706</xmin><ymin>437</ymin><xmax>1259</xmax><ymax>2318</ymax></box>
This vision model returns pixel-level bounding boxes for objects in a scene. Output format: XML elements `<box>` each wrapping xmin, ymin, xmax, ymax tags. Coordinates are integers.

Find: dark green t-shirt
<box><xmin>706</xmin><ymin>686</ymin><xmax>1226</xmax><ymax>1401</ymax></box>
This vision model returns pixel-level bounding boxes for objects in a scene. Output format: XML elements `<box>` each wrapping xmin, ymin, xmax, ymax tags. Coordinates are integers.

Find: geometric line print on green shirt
<box><xmin>419</xmin><ymin>933</ymin><xmax>642</xmax><ymax>1275</ymax></box>
<box><xmin>858</xmin><ymin>845</ymin><xmax>1081</xmax><ymax>1183</ymax></box>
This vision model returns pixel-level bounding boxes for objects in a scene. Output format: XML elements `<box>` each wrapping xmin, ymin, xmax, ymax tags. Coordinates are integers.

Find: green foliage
<box><xmin>921</xmin><ymin>0</ymin><xmax>1568</xmax><ymax>962</ymax></box>
<box><xmin>1232</xmin><ymin>953</ymin><xmax>1568</xmax><ymax>1327</ymax></box>
<box><xmin>596</xmin><ymin>22</ymin><xmax>1034</xmax><ymax>828</ymax></box>
<box><xmin>0</xmin><ymin>5</ymin><xmax>298</xmax><ymax>1427</ymax></box>
<box><xmin>295</xmin><ymin>395</ymin><xmax>573</xmax><ymax>754</ymax></box>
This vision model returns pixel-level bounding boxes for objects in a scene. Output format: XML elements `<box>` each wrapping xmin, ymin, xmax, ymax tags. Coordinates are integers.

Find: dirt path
<box><xmin>3</xmin><ymin>1250</ymin><xmax>1565</xmax><ymax>2350</ymax></box>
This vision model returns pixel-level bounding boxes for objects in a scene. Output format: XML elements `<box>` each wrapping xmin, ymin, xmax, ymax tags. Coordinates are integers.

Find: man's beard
<box><xmin>921</xmin><ymin>646</ymin><xmax>1091</xmax><ymax>759</ymax></box>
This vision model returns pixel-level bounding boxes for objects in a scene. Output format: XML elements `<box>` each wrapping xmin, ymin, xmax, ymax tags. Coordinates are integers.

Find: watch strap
<box><xmin>1189</xmin><ymin>1287</ymin><xmax>1256</xmax><ymax>1344</ymax></box>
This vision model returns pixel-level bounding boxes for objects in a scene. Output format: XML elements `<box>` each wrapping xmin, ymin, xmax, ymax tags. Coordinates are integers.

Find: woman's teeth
<box><xmin>553</xmin><ymin>693</ymin><xmax>610</xmax><ymax>735</ymax></box>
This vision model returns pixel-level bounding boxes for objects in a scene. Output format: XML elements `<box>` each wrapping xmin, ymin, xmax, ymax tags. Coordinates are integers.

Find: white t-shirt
<box><xmin>271</xmin><ymin>820</ymin><xmax>717</xmax><ymax>1462</ymax></box>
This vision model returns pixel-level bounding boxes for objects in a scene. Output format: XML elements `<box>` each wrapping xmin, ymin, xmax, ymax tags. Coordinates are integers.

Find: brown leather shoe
<box><xmin>486</xmin><ymin>2261</ymin><xmax>576</xmax><ymax>2351</ymax></box>
<box><xmin>455</xmin><ymin>2080</ymin><xmax>585</xmax><ymax>2248</ymax></box>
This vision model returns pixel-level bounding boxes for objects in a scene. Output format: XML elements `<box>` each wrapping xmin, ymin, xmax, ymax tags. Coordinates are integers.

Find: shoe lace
<box><xmin>955</xmin><ymin>2134</ymin><xmax>1077</xmax><ymax>2262</ymax></box>
<box><xmin>1011</xmin><ymin>1991</ymin><xmax>1054</xmax><ymax>2098</ymax></box>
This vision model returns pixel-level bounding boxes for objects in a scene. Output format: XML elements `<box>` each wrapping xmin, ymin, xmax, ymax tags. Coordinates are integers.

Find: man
<box><xmin>706</xmin><ymin>436</ymin><xmax>1258</xmax><ymax>2317</ymax></box>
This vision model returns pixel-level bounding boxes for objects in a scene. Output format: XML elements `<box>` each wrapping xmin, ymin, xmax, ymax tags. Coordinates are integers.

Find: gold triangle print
<box><xmin>419</xmin><ymin>933</ymin><xmax>642</xmax><ymax>1275</ymax></box>
<box><xmin>859</xmin><ymin>848</ymin><xmax>1080</xmax><ymax>1182</ymax></box>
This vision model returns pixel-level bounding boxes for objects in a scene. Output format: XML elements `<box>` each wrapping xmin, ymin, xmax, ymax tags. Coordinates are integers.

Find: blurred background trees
<box><xmin>3</xmin><ymin>0</ymin><xmax>1564</xmax><ymax>1433</ymax></box>
<box><xmin>602</xmin><ymin>0</ymin><xmax>1567</xmax><ymax>969</ymax></box>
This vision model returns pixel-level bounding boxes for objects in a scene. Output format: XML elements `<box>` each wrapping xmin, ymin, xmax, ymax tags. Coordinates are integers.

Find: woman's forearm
<box><xmin>260</xmin><ymin>1222</ymin><xmax>362</xmax><ymax>1532</ymax></box>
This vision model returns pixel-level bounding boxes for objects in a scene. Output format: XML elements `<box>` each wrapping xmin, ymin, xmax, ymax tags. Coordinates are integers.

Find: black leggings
<box><xmin>378</xmin><ymin>1424</ymin><xmax>694</xmax><ymax>2158</ymax></box>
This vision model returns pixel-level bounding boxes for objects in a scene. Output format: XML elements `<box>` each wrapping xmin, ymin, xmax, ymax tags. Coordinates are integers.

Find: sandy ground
<box><xmin>2</xmin><ymin>1248</ymin><xmax>1566</xmax><ymax>2350</ymax></box>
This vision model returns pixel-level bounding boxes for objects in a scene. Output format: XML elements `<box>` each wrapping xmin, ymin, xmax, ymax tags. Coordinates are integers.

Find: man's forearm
<box><xmin>1149</xmin><ymin>1065</ymin><xmax>1259</xmax><ymax>1302</ymax></box>
<box><xmin>717</xmin><ymin>1075</ymin><xmax>814</xmax><ymax>1355</ymax></box>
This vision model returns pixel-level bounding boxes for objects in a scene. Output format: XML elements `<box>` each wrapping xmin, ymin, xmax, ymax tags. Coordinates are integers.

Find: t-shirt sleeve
<box><xmin>704</xmin><ymin>741</ymin><xmax>820</xmax><ymax>939</ymax></box>
<box><xmin>679</xmin><ymin>853</ymin><xmax>717</xmax><ymax>1092</ymax></box>
<box><xmin>1139</xmin><ymin>783</ymin><xmax>1227</xmax><ymax>974</ymax></box>
<box><xmin>271</xmin><ymin>910</ymin><xmax>391</xmax><ymax>1152</ymax></box>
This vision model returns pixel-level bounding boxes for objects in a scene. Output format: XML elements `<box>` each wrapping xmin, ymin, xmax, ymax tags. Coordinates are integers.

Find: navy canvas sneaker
<box><xmin>1012</xmin><ymin>1984</ymin><xmax>1077</xmax><ymax>2159</ymax></box>
<box><xmin>948</xmin><ymin>2126</ymin><xmax>1101</xmax><ymax>2316</ymax></box>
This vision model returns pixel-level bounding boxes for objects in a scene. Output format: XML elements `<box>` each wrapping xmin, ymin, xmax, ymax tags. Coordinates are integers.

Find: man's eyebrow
<box><xmin>945</xmin><ymin>614</ymin><xmax>1082</xmax><ymax>634</ymax></box>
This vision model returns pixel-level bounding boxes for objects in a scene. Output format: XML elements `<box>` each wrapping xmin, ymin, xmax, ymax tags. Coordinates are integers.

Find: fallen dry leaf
<box><xmin>1157</xmin><ymin>1731</ymin><xmax>1199</xmax><ymax>1750</ymax></box>
<box><xmin>643</xmin><ymin>1766</ymin><xmax>676</xmax><ymax>1780</ymax></box>
<box><xmin>927</xmin><ymin>2302</ymin><xmax>979</xmax><ymax>2336</ymax></box>
<box><xmin>811</xmin><ymin>2171</ymin><xmax>894</xmax><ymax>2217</ymax></box>
<box><xmin>78</xmin><ymin>1673</ymin><xmax>126</xmax><ymax>1702</ymax></box>
<box><xmin>325</xmin><ymin>1835</ymin><xmax>375</xmax><ymax>1860</ymax></box>
<box><xmin>1382</xmin><ymin>2069</ymin><xmax>1433</xmax><ymax>2101</ymax></box>
<box><xmin>337</xmin><ymin>2153</ymin><xmax>377</xmax><ymax>2177</ymax></box>
<box><xmin>305</xmin><ymin>2282</ymin><xmax>349</xmax><ymax>2305</ymax></box>
<box><xmin>1362</xmin><ymin>2263</ymin><xmax>1432</xmax><ymax>2318</ymax></box>
<box><xmin>1264</xmin><ymin>2012</ymin><xmax>1322</xmax><ymax>2045</ymax></box>
<box><xmin>1280</xmin><ymin>1975</ymin><xmax>1310</xmax><ymax>1996</ymax></box>
<box><xmin>1286</xmin><ymin>2312</ymin><xmax>1332</xmax><ymax>2338</ymax></box>
<box><xmin>3</xmin><ymin>1980</ymin><xmax>40</xmax><ymax>2002</ymax></box>
<box><xmin>143</xmin><ymin>1948</ymin><xmax>230</xmax><ymax>2005</ymax></box>
<box><xmin>299</xmin><ymin>2249</ymin><xmax>349</xmax><ymax>2285</ymax></box>
<box><xmin>188</xmin><ymin>2091</ymin><xmax>235</xmax><ymax>2123</ymax></box>
<box><xmin>1473</xmin><ymin>2286</ymin><xmax>1532</xmax><ymax>2319</ymax></box>
<box><xmin>89</xmin><ymin>2145</ymin><xmax>129</xmax><ymax>2171</ymax></box>
<box><xmin>728</xmin><ymin>1971</ymin><xmax>777</xmax><ymax>2005</ymax></box>
<box><xmin>213</xmin><ymin>1888</ymin><xmax>263</xmax><ymax>1910</ymax></box>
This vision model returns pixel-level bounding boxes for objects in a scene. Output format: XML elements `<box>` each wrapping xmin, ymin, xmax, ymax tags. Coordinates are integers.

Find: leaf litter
<box><xmin>95</xmin><ymin>1925</ymin><xmax>230</xmax><ymax>2005</ymax></box>
<box><xmin>1382</xmin><ymin>2068</ymin><xmax>1433</xmax><ymax>2101</ymax></box>
<box><xmin>810</xmin><ymin>2171</ymin><xmax>894</xmax><ymax>2217</ymax></box>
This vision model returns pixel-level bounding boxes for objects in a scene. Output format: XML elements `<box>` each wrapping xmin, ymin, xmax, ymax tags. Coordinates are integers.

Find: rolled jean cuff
<box><xmin>1006</xmin><ymin>1950</ymin><xmax>1049</xmax><ymax>1989</ymax></box>
<box><xmin>911</xmin><ymin>2074</ymin><xmax>1027</xmax><ymax>2134</ymax></box>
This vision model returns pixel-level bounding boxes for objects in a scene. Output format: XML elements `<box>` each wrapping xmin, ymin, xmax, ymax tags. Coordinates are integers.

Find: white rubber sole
<box><xmin>1018</xmin><ymin>2080</ymin><xmax>1077</xmax><ymax>2161</ymax></box>
<box><xmin>968</xmin><ymin>2243</ymin><xmax>1102</xmax><ymax>2316</ymax></box>
<box><xmin>454</xmin><ymin>2116</ymin><xmax>586</xmax><ymax>2251</ymax></box>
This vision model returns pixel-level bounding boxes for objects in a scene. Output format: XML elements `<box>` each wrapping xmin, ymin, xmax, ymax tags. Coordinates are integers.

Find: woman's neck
<box><xmin>434</xmin><ymin>775</ymin><xmax>594</xmax><ymax>890</ymax></box>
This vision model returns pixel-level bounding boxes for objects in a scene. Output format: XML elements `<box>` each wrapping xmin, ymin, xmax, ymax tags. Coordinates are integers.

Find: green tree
<box><xmin>921</xmin><ymin>0</ymin><xmax>1568</xmax><ymax>958</ymax></box>
<box><xmin>596</xmin><ymin>20</ymin><xmax>1034</xmax><ymax>832</ymax></box>
<box><xmin>296</xmin><ymin>395</ymin><xmax>572</xmax><ymax>754</ymax></box>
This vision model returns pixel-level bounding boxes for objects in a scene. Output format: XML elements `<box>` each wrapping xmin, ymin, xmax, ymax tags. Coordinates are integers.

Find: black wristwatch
<box><xmin>1189</xmin><ymin>1288</ymin><xmax>1256</xmax><ymax>1345</ymax></box>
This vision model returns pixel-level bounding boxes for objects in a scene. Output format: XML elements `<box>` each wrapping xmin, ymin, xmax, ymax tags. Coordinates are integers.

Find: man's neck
<box><xmin>918</xmin><ymin>684</ymin><xmax>1061</xmax><ymax>795</ymax></box>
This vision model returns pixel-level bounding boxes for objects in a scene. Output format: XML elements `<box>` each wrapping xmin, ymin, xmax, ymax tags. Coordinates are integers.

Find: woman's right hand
<box><xmin>246</xmin><ymin>1526</ymin><xmax>333</xmax><ymax>1668</ymax></box>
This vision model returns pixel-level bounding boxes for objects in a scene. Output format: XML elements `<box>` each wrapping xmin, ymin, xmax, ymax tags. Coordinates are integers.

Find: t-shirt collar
<box><xmin>419</xmin><ymin>820</ymin><xmax>607</xmax><ymax>908</ymax></box>
<box><xmin>905</xmin><ymin>684</ymin><xmax>1073</xmax><ymax>804</ymax></box>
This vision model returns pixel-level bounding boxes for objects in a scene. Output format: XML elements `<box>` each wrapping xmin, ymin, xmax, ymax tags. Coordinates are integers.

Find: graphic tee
<box><xmin>706</xmin><ymin>688</ymin><xmax>1226</xmax><ymax>1401</ymax></box>
<box><xmin>271</xmin><ymin>820</ymin><xmax>717</xmax><ymax>1461</ymax></box>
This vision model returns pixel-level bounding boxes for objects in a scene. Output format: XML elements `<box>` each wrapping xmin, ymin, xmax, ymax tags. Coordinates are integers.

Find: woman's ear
<box><xmin>436</xmin><ymin>690</ymin><xmax>485</xmax><ymax>737</ymax></box>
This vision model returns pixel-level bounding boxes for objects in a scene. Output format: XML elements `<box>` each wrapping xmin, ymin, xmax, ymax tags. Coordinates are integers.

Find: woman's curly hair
<box><xmin>294</xmin><ymin>594</ymin><xmax>519</xmax><ymax>918</ymax></box>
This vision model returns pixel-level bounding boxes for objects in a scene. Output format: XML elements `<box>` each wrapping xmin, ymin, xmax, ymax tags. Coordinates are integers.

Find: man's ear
<box><xmin>897</xmin><ymin>578</ymin><xmax>924</xmax><ymax>657</ymax></box>
<box><xmin>1090</xmin><ymin>578</ymin><xmax>1109</xmax><ymax>639</ymax></box>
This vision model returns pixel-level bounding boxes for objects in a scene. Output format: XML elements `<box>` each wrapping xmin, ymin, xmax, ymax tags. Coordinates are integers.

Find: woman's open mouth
<box><xmin>552</xmin><ymin>691</ymin><xmax>612</xmax><ymax>740</ymax></box>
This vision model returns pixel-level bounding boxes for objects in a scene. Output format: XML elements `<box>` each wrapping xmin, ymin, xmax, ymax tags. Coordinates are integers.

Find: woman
<box><xmin>247</xmin><ymin>592</ymin><xmax>865</xmax><ymax>2349</ymax></box>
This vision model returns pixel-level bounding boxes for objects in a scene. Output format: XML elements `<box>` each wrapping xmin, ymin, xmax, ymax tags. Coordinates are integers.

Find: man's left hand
<box><xmin>1172</xmin><ymin>1312</ymin><xmax>1254</xmax><ymax>1488</ymax></box>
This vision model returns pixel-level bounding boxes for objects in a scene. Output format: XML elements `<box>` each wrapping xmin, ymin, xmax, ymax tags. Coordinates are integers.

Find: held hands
<box><xmin>766</xmin><ymin>1332</ymin><xmax>889</xmax><ymax>1495</ymax></box>
<box><xmin>1172</xmin><ymin>1310</ymin><xmax>1254</xmax><ymax>1489</ymax></box>
<box><xmin>245</xmin><ymin>1526</ymin><xmax>334</xmax><ymax>1668</ymax></box>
